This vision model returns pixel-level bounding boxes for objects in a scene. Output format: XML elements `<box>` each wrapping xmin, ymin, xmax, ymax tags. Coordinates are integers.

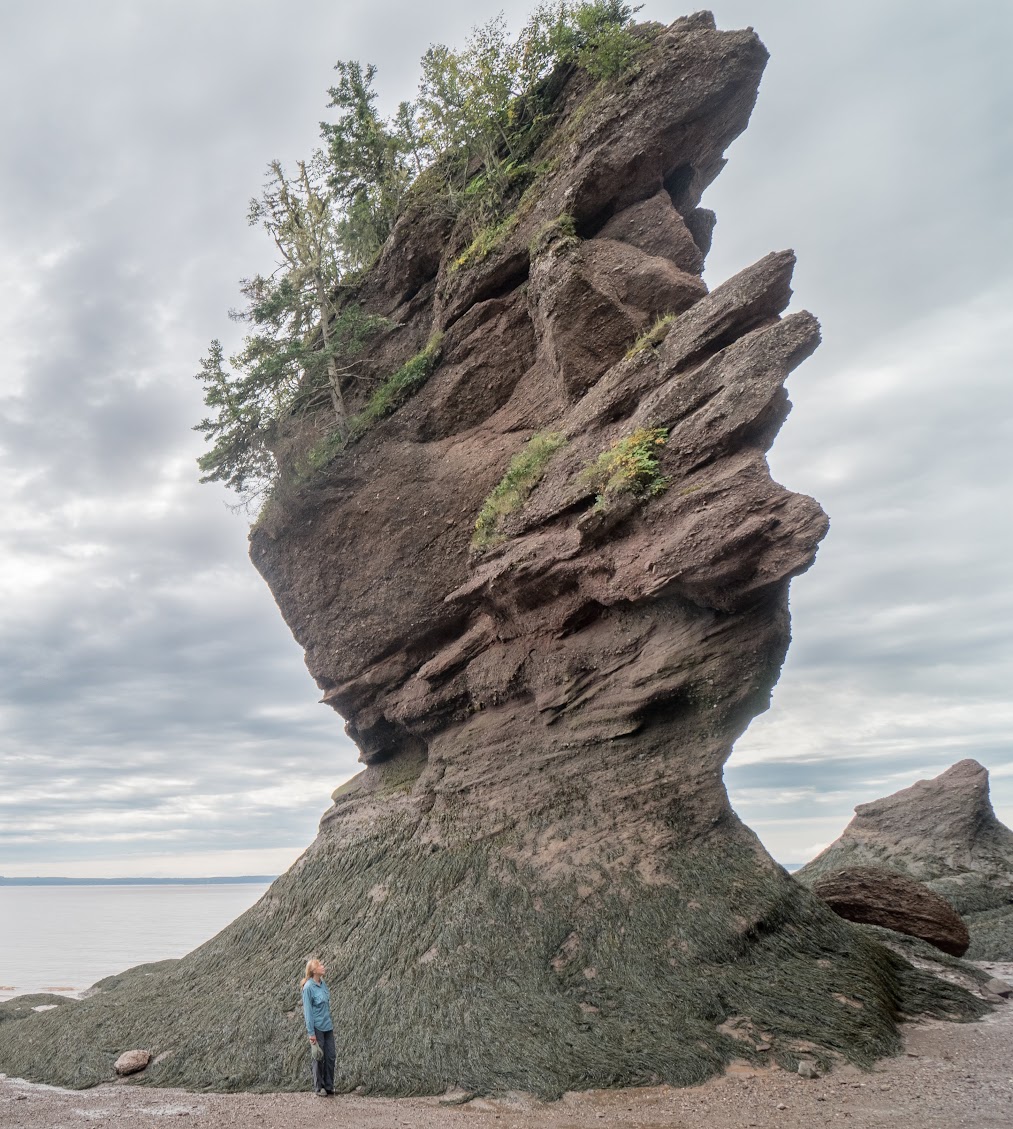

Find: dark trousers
<box><xmin>312</xmin><ymin>1027</ymin><xmax>335</xmax><ymax>1093</ymax></box>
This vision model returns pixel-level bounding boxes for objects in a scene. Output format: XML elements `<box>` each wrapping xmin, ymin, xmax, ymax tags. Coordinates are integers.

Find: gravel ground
<box><xmin>3</xmin><ymin>964</ymin><xmax>1012</xmax><ymax>1129</ymax></box>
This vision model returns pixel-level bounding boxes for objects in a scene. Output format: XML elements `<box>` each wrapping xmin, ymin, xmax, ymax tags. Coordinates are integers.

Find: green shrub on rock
<box><xmin>473</xmin><ymin>431</ymin><xmax>567</xmax><ymax>550</ymax></box>
<box><xmin>350</xmin><ymin>331</ymin><xmax>445</xmax><ymax>437</ymax></box>
<box><xmin>528</xmin><ymin>212</ymin><xmax>579</xmax><ymax>257</ymax></box>
<box><xmin>581</xmin><ymin>426</ymin><xmax>668</xmax><ymax>511</ymax></box>
<box><xmin>625</xmin><ymin>313</ymin><xmax>675</xmax><ymax>360</ymax></box>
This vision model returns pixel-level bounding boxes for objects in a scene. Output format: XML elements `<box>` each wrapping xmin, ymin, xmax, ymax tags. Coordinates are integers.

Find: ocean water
<box><xmin>0</xmin><ymin>883</ymin><xmax>270</xmax><ymax>1002</ymax></box>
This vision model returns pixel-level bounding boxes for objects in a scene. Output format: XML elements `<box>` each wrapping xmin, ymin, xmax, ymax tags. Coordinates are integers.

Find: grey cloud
<box><xmin>2</xmin><ymin>0</ymin><xmax>1012</xmax><ymax>872</ymax></box>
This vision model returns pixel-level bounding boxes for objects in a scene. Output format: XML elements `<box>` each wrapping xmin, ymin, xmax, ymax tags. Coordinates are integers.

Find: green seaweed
<box><xmin>965</xmin><ymin>905</ymin><xmax>1013</xmax><ymax>961</ymax></box>
<box><xmin>0</xmin><ymin>817</ymin><xmax>987</xmax><ymax>1095</ymax></box>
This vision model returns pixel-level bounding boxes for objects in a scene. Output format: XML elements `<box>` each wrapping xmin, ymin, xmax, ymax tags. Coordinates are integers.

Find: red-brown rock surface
<box><xmin>797</xmin><ymin>759</ymin><xmax>1013</xmax><ymax>959</ymax></box>
<box><xmin>251</xmin><ymin>12</ymin><xmax>827</xmax><ymax>856</ymax></box>
<box><xmin>801</xmin><ymin>760</ymin><xmax>1013</xmax><ymax>883</ymax></box>
<box><xmin>0</xmin><ymin>13</ymin><xmax>987</xmax><ymax>1096</ymax></box>
<box><xmin>809</xmin><ymin>865</ymin><xmax>971</xmax><ymax>957</ymax></box>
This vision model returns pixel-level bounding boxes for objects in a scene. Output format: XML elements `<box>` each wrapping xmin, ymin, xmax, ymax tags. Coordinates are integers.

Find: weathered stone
<box><xmin>797</xmin><ymin>760</ymin><xmax>1013</xmax><ymax>959</ymax></box>
<box><xmin>800</xmin><ymin>761</ymin><xmax>1013</xmax><ymax>885</ymax></box>
<box><xmin>527</xmin><ymin>237</ymin><xmax>706</xmax><ymax>398</ymax></box>
<box><xmin>597</xmin><ymin>191</ymin><xmax>705</xmax><ymax>273</ymax></box>
<box><xmin>809</xmin><ymin>866</ymin><xmax>971</xmax><ymax>957</ymax></box>
<box><xmin>797</xmin><ymin>1060</ymin><xmax>819</xmax><ymax>1079</ymax></box>
<box><xmin>113</xmin><ymin>1049</ymin><xmax>150</xmax><ymax>1076</ymax></box>
<box><xmin>984</xmin><ymin>978</ymin><xmax>1012</xmax><ymax>998</ymax></box>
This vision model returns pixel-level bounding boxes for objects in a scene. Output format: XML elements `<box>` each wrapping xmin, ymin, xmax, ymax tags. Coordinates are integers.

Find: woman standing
<box><xmin>300</xmin><ymin>958</ymin><xmax>335</xmax><ymax>1096</ymax></box>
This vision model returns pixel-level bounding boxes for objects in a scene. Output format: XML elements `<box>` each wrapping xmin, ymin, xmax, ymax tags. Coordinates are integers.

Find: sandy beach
<box><xmin>3</xmin><ymin>963</ymin><xmax>1011</xmax><ymax>1129</ymax></box>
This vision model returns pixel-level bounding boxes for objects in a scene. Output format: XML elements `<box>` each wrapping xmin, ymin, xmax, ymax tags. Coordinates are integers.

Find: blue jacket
<box><xmin>302</xmin><ymin>978</ymin><xmax>333</xmax><ymax>1035</ymax></box>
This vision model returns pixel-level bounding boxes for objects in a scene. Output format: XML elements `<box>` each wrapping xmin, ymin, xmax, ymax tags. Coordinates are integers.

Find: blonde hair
<box><xmin>300</xmin><ymin>958</ymin><xmax>323</xmax><ymax>989</ymax></box>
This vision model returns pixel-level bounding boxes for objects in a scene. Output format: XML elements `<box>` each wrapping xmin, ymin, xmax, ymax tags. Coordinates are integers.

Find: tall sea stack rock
<box><xmin>0</xmin><ymin>13</ymin><xmax>987</xmax><ymax>1094</ymax></box>
<box><xmin>798</xmin><ymin>760</ymin><xmax>1013</xmax><ymax>958</ymax></box>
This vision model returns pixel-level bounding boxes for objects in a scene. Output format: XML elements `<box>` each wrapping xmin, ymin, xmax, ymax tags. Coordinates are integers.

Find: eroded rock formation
<box><xmin>809</xmin><ymin>866</ymin><xmax>971</xmax><ymax>957</ymax></box>
<box><xmin>798</xmin><ymin>760</ymin><xmax>1013</xmax><ymax>959</ymax></box>
<box><xmin>0</xmin><ymin>12</ymin><xmax>989</xmax><ymax>1094</ymax></box>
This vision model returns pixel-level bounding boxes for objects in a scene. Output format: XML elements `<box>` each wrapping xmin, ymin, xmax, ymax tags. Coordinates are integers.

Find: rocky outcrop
<box><xmin>797</xmin><ymin>760</ymin><xmax>1013</xmax><ymax>959</ymax></box>
<box><xmin>799</xmin><ymin>760</ymin><xmax>1013</xmax><ymax>886</ymax></box>
<box><xmin>0</xmin><ymin>13</ymin><xmax>988</xmax><ymax>1095</ymax></box>
<box><xmin>809</xmin><ymin>866</ymin><xmax>971</xmax><ymax>957</ymax></box>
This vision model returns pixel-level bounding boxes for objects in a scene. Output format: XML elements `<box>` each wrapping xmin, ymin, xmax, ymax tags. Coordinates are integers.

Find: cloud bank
<box><xmin>0</xmin><ymin>0</ymin><xmax>1010</xmax><ymax>874</ymax></box>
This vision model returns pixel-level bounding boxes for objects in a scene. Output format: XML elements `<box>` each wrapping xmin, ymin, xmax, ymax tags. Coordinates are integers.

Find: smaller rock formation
<box><xmin>800</xmin><ymin>761</ymin><xmax>1013</xmax><ymax>882</ymax></box>
<box><xmin>797</xmin><ymin>760</ymin><xmax>1013</xmax><ymax>959</ymax></box>
<box><xmin>114</xmin><ymin>1049</ymin><xmax>150</xmax><ymax>1076</ymax></box>
<box><xmin>983</xmin><ymin>978</ymin><xmax>1013</xmax><ymax>999</ymax></box>
<box><xmin>809</xmin><ymin>866</ymin><xmax>970</xmax><ymax>957</ymax></box>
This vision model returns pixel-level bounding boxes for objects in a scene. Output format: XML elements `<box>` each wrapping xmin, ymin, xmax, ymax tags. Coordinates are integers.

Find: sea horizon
<box><xmin>0</xmin><ymin>881</ymin><xmax>273</xmax><ymax>1000</ymax></box>
<box><xmin>0</xmin><ymin>874</ymin><xmax>277</xmax><ymax>886</ymax></box>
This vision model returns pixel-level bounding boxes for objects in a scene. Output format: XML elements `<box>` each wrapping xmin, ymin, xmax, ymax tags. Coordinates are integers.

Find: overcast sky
<box><xmin>0</xmin><ymin>1</ymin><xmax>1009</xmax><ymax>877</ymax></box>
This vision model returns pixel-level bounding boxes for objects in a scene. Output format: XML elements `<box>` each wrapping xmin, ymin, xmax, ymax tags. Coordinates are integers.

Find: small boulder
<box><xmin>797</xmin><ymin>1060</ymin><xmax>819</xmax><ymax>1079</ymax></box>
<box><xmin>114</xmin><ymin>1049</ymin><xmax>151</xmax><ymax>1076</ymax></box>
<box><xmin>809</xmin><ymin>865</ymin><xmax>970</xmax><ymax>957</ymax></box>
<box><xmin>984</xmin><ymin>978</ymin><xmax>1013</xmax><ymax>998</ymax></box>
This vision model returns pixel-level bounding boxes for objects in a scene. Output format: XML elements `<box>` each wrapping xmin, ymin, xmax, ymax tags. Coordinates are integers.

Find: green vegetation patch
<box><xmin>350</xmin><ymin>332</ymin><xmax>444</xmax><ymax>438</ymax></box>
<box><xmin>297</xmin><ymin>331</ymin><xmax>444</xmax><ymax>475</ymax></box>
<box><xmin>195</xmin><ymin>3</ymin><xmax>655</xmax><ymax>511</ymax></box>
<box><xmin>529</xmin><ymin>212</ymin><xmax>578</xmax><ymax>258</ymax></box>
<box><xmin>581</xmin><ymin>426</ymin><xmax>669</xmax><ymax>511</ymax></box>
<box><xmin>451</xmin><ymin>214</ymin><xmax>520</xmax><ymax>272</ymax></box>
<box><xmin>625</xmin><ymin>313</ymin><xmax>675</xmax><ymax>360</ymax></box>
<box><xmin>472</xmin><ymin>431</ymin><xmax>567</xmax><ymax>551</ymax></box>
<box><xmin>301</xmin><ymin>428</ymin><xmax>347</xmax><ymax>477</ymax></box>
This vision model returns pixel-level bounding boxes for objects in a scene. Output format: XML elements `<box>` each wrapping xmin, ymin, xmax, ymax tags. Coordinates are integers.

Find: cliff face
<box><xmin>0</xmin><ymin>13</ymin><xmax>988</xmax><ymax>1096</ymax></box>
<box><xmin>251</xmin><ymin>11</ymin><xmax>827</xmax><ymax>869</ymax></box>
<box><xmin>798</xmin><ymin>760</ymin><xmax>1013</xmax><ymax>958</ymax></box>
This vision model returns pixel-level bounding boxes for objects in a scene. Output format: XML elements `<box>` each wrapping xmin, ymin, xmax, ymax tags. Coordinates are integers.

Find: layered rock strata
<box><xmin>809</xmin><ymin>866</ymin><xmax>971</xmax><ymax>957</ymax></box>
<box><xmin>798</xmin><ymin>759</ymin><xmax>1013</xmax><ymax>959</ymax></box>
<box><xmin>0</xmin><ymin>13</ymin><xmax>988</xmax><ymax>1094</ymax></box>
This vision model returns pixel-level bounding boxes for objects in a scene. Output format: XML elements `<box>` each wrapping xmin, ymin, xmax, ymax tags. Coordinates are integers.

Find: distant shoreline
<box><xmin>0</xmin><ymin>876</ymin><xmax>276</xmax><ymax>887</ymax></box>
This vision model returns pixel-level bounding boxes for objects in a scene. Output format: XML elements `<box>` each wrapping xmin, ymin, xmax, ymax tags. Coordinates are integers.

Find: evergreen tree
<box><xmin>321</xmin><ymin>62</ymin><xmax>418</xmax><ymax>268</ymax></box>
<box><xmin>194</xmin><ymin>156</ymin><xmax>385</xmax><ymax>501</ymax></box>
<box><xmin>195</xmin><ymin>2</ymin><xmax>644</xmax><ymax>506</ymax></box>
